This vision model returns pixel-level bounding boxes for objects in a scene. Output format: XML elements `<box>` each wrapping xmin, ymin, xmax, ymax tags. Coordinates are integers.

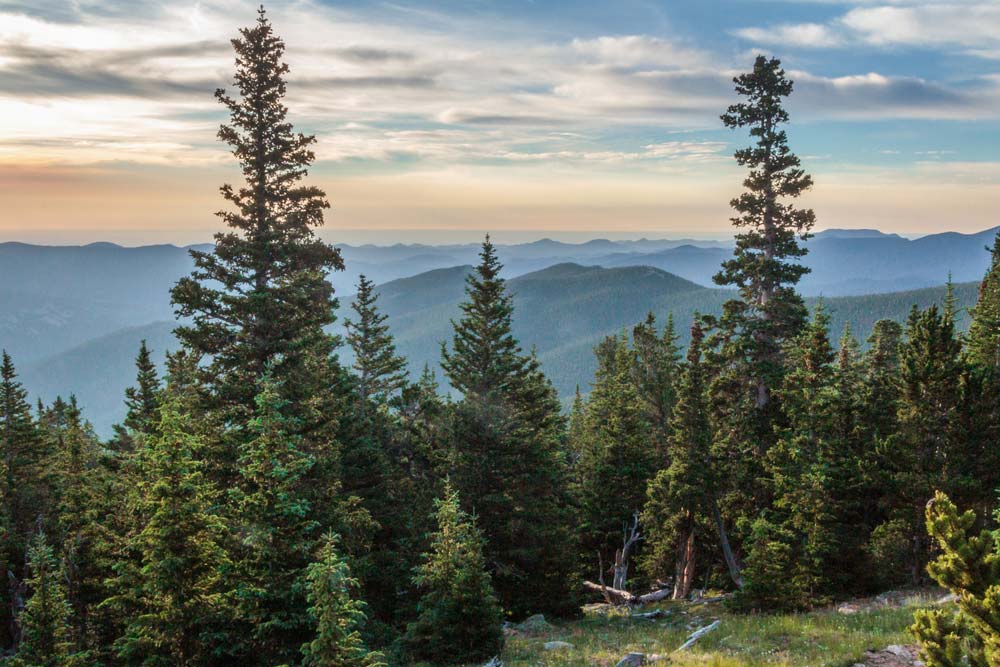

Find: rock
<box><xmin>839</xmin><ymin>604</ymin><xmax>862</xmax><ymax>615</ymax></box>
<box><xmin>481</xmin><ymin>658</ymin><xmax>504</xmax><ymax>667</ymax></box>
<box><xmin>615</xmin><ymin>653</ymin><xmax>647</xmax><ymax>667</ymax></box>
<box><xmin>505</xmin><ymin>614</ymin><xmax>552</xmax><ymax>635</ymax></box>
<box><xmin>543</xmin><ymin>641</ymin><xmax>574</xmax><ymax>651</ymax></box>
<box><xmin>885</xmin><ymin>645</ymin><xmax>911</xmax><ymax>658</ymax></box>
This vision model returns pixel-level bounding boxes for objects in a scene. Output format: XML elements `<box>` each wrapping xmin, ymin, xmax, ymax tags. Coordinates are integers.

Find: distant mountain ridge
<box><xmin>16</xmin><ymin>261</ymin><xmax>979</xmax><ymax>437</ymax></box>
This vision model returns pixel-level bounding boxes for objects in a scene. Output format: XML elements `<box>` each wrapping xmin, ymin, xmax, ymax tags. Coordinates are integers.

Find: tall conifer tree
<box><xmin>714</xmin><ymin>55</ymin><xmax>815</xmax><ymax>410</ymax></box>
<box><xmin>441</xmin><ymin>237</ymin><xmax>574</xmax><ymax>617</ymax></box>
<box><xmin>346</xmin><ymin>275</ymin><xmax>408</xmax><ymax>407</ymax></box>
<box><xmin>171</xmin><ymin>7</ymin><xmax>343</xmax><ymax>428</ymax></box>
<box><xmin>12</xmin><ymin>532</ymin><xmax>75</xmax><ymax>667</ymax></box>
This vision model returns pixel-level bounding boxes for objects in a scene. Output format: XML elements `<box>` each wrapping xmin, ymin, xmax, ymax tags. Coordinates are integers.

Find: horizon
<box><xmin>0</xmin><ymin>224</ymin><xmax>991</xmax><ymax>248</ymax></box>
<box><xmin>1</xmin><ymin>1</ymin><xmax>999</xmax><ymax>244</ymax></box>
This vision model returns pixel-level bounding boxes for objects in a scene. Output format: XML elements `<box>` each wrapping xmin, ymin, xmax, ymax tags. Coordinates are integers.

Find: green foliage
<box><xmin>346</xmin><ymin>275</ymin><xmax>408</xmax><ymax>407</ymax></box>
<box><xmin>868</xmin><ymin>519</ymin><xmax>913</xmax><ymax>590</ymax></box>
<box><xmin>170</xmin><ymin>6</ymin><xmax>343</xmax><ymax>429</ymax></box>
<box><xmin>441</xmin><ymin>237</ymin><xmax>574</xmax><ymax>617</ymax></box>
<box><xmin>12</xmin><ymin>533</ymin><xmax>76</xmax><ymax>667</ymax></box>
<box><xmin>967</xmin><ymin>230</ymin><xmax>1000</xmax><ymax>369</ymax></box>
<box><xmin>910</xmin><ymin>492</ymin><xmax>1000</xmax><ymax>666</ymax></box>
<box><xmin>115</xmin><ymin>400</ymin><xmax>230</xmax><ymax>667</ymax></box>
<box><xmin>301</xmin><ymin>533</ymin><xmax>384</xmax><ymax>667</ymax></box>
<box><xmin>404</xmin><ymin>486</ymin><xmax>503</xmax><ymax>666</ymax></box>
<box><xmin>714</xmin><ymin>55</ymin><xmax>814</xmax><ymax>409</ymax></box>
<box><xmin>576</xmin><ymin>332</ymin><xmax>656</xmax><ymax>572</ymax></box>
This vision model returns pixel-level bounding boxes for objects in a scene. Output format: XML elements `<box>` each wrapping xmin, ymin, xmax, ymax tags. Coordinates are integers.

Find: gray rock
<box><xmin>543</xmin><ymin>641</ymin><xmax>574</xmax><ymax>651</ymax></box>
<box><xmin>512</xmin><ymin>613</ymin><xmax>551</xmax><ymax>635</ymax></box>
<box><xmin>615</xmin><ymin>653</ymin><xmax>647</xmax><ymax>667</ymax></box>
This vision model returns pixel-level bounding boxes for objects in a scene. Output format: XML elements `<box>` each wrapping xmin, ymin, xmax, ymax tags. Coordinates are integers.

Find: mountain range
<box><xmin>3</xmin><ymin>226</ymin><xmax>995</xmax><ymax>435</ymax></box>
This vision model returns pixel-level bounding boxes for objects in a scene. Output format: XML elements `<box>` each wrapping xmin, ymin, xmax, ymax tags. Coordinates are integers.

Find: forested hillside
<box><xmin>17</xmin><ymin>264</ymin><xmax>978</xmax><ymax>436</ymax></box>
<box><xmin>1</xmin><ymin>12</ymin><xmax>999</xmax><ymax>667</ymax></box>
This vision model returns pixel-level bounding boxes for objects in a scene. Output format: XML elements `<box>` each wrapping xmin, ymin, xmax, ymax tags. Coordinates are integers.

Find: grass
<box><xmin>497</xmin><ymin>593</ymin><xmax>939</xmax><ymax>667</ymax></box>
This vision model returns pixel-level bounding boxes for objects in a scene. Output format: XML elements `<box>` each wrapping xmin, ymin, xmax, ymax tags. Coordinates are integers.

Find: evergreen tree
<box><xmin>346</xmin><ymin>275</ymin><xmax>408</xmax><ymax>407</ymax></box>
<box><xmin>300</xmin><ymin>533</ymin><xmax>384</xmax><ymax>667</ymax></box>
<box><xmin>576</xmin><ymin>333</ymin><xmax>655</xmax><ymax>583</ymax></box>
<box><xmin>233</xmin><ymin>374</ymin><xmax>321</xmax><ymax>665</ymax></box>
<box><xmin>884</xmin><ymin>305</ymin><xmax>965</xmax><ymax>584</ymax></box>
<box><xmin>12</xmin><ymin>532</ymin><xmax>75</xmax><ymax>667</ymax></box>
<box><xmin>440</xmin><ymin>237</ymin><xmax>574</xmax><ymax>617</ymax></box>
<box><xmin>171</xmin><ymin>7</ymin><xmax>343</xmax><ymax>429</ymax></box>
<box><xmin>740</xmin><ymin>305</ymin><xmax>840</xmax><ymax>609</ymax></box>
<box><xmin>114</xmin><ymin>340</ymin><xmax>162</xmax><ymax>449</ymax></box>
<box><xmin>714</xmin><ymin>55</ymin><xmax>815</xmax><ymax>410</ymax></box>
<box><xmin>631</xmin><ymin>312</ymin><xmax>681</xmax><ymax>451</ymax></box>
<box><xmin>441</xmin><ymin>236</ymin><xmax>524</xmax><ymax>398</ymax></box>
<box><xmin>911</xmin><ymin>492</ymin><xmax>999</xmax><ymax>667</ymax></box>
<box><xmin>641</xmin><ymin>321</ymin><xmax>714</xmax><ymax>599</ymax></box>
<box><xmin>116</xmin><ymin>400</ymin><xmax>230</xmax><ymax>667</ymax></box>
<box><xmin>967</xmin><ymin>230</ymin><xmax>1000</xmax><ymax>368</ymax></box>
<box><xmin>1</xmin><ymin>351</ymin><xmax>46</xmax><ymax>649</ymax></box>
<box><xmin>404</xmin><ymin>486</ymin><xmax>503</xmax><ymax>666</ymax></box>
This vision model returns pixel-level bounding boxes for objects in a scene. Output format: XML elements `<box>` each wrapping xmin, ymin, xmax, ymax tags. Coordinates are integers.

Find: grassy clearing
<box><xmin>499</xmin><ymin>593</ymin><xmax>938</xmax><ymax>667</ymax></box>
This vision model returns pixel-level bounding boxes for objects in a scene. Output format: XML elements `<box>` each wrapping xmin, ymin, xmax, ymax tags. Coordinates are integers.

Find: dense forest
<box><xmin>2</xmin><ymin>9</ymin><xmax>999</xmax><ymax>667</ymax></box>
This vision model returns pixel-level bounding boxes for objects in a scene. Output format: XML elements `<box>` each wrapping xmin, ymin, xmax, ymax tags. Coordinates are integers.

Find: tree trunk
<box><xmin>582</xmin><ymin>581</ymin><xmax>672</xmax><ymax>606</ymax></box>
<box><xmin>673</xmin><ymin>512</ymin><xmax>697</xmax><ymax>600</ymax></box>
<box><xmin>711</xmin><ymin>494</ymin><xmax>743</xmax><ymax>589</ymax></box>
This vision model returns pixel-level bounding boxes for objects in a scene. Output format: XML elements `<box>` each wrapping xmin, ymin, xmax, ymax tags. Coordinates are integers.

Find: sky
<box><xmin>0</xmin><ymin>0</ymin><xmax>997</xmax><ymax>245</ymax></box>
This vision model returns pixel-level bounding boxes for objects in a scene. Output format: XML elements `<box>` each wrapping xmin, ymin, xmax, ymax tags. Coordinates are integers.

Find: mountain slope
<box><xmin>27</xmin><ymin>263</ymin><xmax>978</xmax><ymax>437</ymax></box>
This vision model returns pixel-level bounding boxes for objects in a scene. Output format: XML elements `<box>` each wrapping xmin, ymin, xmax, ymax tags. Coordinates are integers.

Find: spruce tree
<box><xmin>1</xmin><ymin>351</ymin><xmax>46</xmax><ymax>649</ymax></box>
<box><xmin>404</xmin><ymin>486</ymin><xmax>503</xmax><ymax>666</ymax></box>
<box><xmin>440</xmin><ymin>236</ymin><xmax>574</xmax><ymax>617</ymax></box>
<box><xmin>233</xmin><ymin>374</ymin><xmax>321</xmax><ymax>665</ymax></box>
<box><xmin>576</xmin><ymin>333</ymin><xmax>655</xmax><ymax>583</ymax></box>
<box><xmin>631</xmin><ymin>312</ymin><xmax>681</xmax><ymax>450</ymax></box>
<box><xmin>171</xmin><ymin>7</ymin><xmax>343</xmax><ymax>427</ymax></box>
<box><xmin>300</xmin><ymin>533</ymin><xmax>384</xmax><ymax>667</ymax></box>
<box><xmin>968</xmin><ymin>230</ymin><xmax>1000</xmax><ymax>368</ymax></box>
<box><xmin>12</xmin><ymin>532</ymin><xmax>75</xmax><ymax>667</ymax></box>
<box><xmin>116</xmin><ymin>400</ymin><xmax>230</xmax><ymax>667</ymax></box>
<box><xmin>884</xmin><ymin>305</ymin><xmax>965</xmax><ymax>584</ymax></box>
<box><xmin>346</xmin><ymin>275</ymin><xmax>408</xmax><ymax>407</ymax></box>
<box><xmin>116</xmin><ymin>340</ymin><xmax>162</xmax><ymax>445</ymax></box>
<box><xmin>714</xmin><ymin>55</ymin><xmax>815</xmax><ymax>410</ymax></box>
<box><xmin>641</xmin><ymin>321</ymin><xmax>714</xmax><ymax>599</ymax></box>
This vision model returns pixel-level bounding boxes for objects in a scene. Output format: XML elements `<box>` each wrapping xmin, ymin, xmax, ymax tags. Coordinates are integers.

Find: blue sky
<box><xmin>0</xmin><ymin>0</ymin><xmax>997</xmax><ymax>243</ymax></box>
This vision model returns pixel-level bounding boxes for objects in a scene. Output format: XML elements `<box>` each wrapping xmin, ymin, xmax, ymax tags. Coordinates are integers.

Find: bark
<box><xmin>582</xmin><ymin>581</ymin><xmax>672</xmax><ymax>606</ymax></box>
<box><xmin>711</xmin><ymin>494</ymin><xmax>743</xmax><ymax>589</ymax></box>
<box><xmin>673</xmin><ymin>512</ymin><xmax>697</xmax><ymax>600</ymax></box>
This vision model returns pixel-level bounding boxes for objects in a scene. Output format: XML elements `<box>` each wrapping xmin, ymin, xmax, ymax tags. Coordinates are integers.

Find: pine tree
<box><xmin>440</xmin><ymin>236</ymin><xmax>574</xmax><ymax>617</ymax></box>
<box><xmin>911</xmin><ymin>492</ymin><xmax>999</xmax><ymax>667</ymax></box>
<box><xmin>404</xmin><ymin>486</ymin><xmax>503</xmax><ymax>666</ymax></box>
<box><xmin>967</xmin><ymin>230</ymin><xmax>1000</xmax><ymax>368</ymax></box>
<box><xmin>115</xmin><ymin>340</ymin><xmax>162</xmax><ymax>447</ymax></box>
<box><xmin>441</xmin><ymin>236</ymin><xmax>524</xmax><ymax>398</ymax></box>
<box><xmin>741</xmin><ymin>305</ymin><xmax>840</xmax><ymax>608</ymax></box>
<box><xmin>300</xmin><ymin>533</ymin><xmax>384</xmax><ymax>667</ymax></box>
<box><xmin>576</xmin><ymin>333</ymin><xmax>655</xmax><ymax>583</ymax></box>
<box><xmin>1</xmin><ymin>351</ymin><xmax>46</xmax><ymax>649</ymax></box>
<box><xmin>233</xmin><ymin>374</ymin><xmax>321</xmax><ymax>665</ymax></box>
<box><xmin>346</xmin><ymin>275</ymin><xmax>408</xmax><ymax>407</ymax></box>
<box><xmin>641</xmin><ymin>320</ymin><xmax>715</xmax><ymax>599</ymax></box>
<box><xmin>631</xmin><ymin>312</ymin><xmax>681</xmax><ymax>450</ymax></box>
<box><xmin>884</xmin><ymin>305</ymin><xmax>965</xmax><ymax>584</ymax></box>
<box><xmin>714</xmin><ymin>55</ymin><xmax>815</xmax><ymax>410</ymax></box>
<box><xmin>12</xmin><ymin>532</ymin><xmax>75</xmax><ymax>667</ymax></box>
<box><xmin>116</xmin><ymin>400</ymin><xmax>230</xmax><ymax>667</ymax></box>
<box><xmin>171</xmin><ymin>7</ymin><xmax>343</xmax><ymax>427</ymax></box>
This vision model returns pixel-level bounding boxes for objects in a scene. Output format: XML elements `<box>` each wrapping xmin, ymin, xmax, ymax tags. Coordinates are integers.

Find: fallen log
<box><xmin>674</xmin><ymin>620</ymin><xmax>720</xmax><ymax>651</ymax></box>
<box><xmin>583</xmin><ymin>581</ymin><xmax>673</xmax><ymax>606</ymax></box>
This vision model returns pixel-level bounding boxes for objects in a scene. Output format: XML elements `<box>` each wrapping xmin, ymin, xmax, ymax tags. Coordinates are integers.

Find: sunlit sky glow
<box><xmin>0</xmin><ymin>0</ymin><xmax>998</xmax><ymax>244</ymax></box>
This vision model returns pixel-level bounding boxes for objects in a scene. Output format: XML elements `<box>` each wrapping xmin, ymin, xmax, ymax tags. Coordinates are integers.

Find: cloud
<box><xmin>734</xmin><ymin>23</ymin><xmax>843</xmax><ymax>48</ymax></box>
<box><xmin>735</xmin><ymin>2</ymin><xmax>1000</xmax><ymax>58</ymax></box>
